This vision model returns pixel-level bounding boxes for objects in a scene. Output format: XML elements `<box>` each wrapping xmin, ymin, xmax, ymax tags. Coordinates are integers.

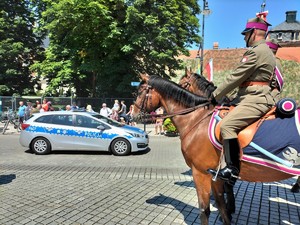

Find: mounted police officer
<box><xmin>207</xmin><ymin>17</ymin><xmax>276</xmax><ymax>186</ymax></box>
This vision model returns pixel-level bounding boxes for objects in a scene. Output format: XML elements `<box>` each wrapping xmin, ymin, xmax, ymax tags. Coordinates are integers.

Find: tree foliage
<box><xmin>32</xmin><ymin>0</ymin><xmax>200</xmax><ymax>97</ymax></box>
<box><xmin>0</xmin><ymin>0</ymin><xmax>46</xmax><ymax>96</ymax></box>
<box><xmin>124</xmin><ymin>0</ymin><xmax>200</xmax><ymax>78</ymax></box>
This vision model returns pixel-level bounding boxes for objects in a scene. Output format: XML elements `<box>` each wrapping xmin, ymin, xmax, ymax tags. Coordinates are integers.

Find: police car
<box><xmin>19</xmin><ymin>111</ymin><xmax>149</xmax><ymax>156</ymax></box>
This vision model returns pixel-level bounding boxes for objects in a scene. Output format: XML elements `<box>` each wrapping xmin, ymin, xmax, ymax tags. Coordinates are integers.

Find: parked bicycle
<box><xmin>1</xmin><ymin>109</ymin><xmax>21</xmax><ymax>134</ymax></box>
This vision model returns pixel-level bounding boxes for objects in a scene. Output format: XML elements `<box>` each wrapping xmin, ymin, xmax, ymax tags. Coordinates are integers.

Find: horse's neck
<box><xmin>160</xmin><ymin>99</ymin><xmax>211</xmax><ymax>135</ymax></box>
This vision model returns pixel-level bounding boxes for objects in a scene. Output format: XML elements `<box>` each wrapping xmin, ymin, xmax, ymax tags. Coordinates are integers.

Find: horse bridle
<box><xmin>134</xmin><ymin>84</ymin><xmax>153</xmax><ymax>113</ymax></box>
<box><xmin>180</xmin><ymin>74</ymin><xmax>197</xmax><ymax>91</ymax></box>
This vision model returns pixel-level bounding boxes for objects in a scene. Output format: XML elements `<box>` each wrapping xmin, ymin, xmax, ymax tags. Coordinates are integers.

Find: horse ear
<box><xmin>185</xmin><ymin>67</ymin><xmax>192</xmax><ymax>77</ymax></box>
<box><xmin>139</xmin><ymin>72</ymin><xmax>150</xmax><ymax>81</ymax></box>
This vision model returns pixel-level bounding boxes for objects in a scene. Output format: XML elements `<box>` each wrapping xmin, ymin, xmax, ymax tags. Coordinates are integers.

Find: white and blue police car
<box><xmin>19</xmin><ymin>111</ymin><xmax>149</xmax><ymax>156</ymax></box>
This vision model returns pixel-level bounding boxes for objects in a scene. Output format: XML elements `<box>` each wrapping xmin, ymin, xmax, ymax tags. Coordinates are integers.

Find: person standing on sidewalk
<box><xmin>18</xmin><ymin>101</ymin><xmax>26</xmax><ymax>123</ymax></box>
<box><xmin>118</xmin><ymin>100</ymin><xmax>128</xmax><ymax>123</ymax></box>
<box><xmin>154</xmin><ymin>107</ymin><xmax>164</xmax><ymax>135</ymax></box>
<box><xmin>100</xmin><ymin>103</ymin><xmax>112</xmax><ymax>117</ymax></box>
<box><xmin>25</xmin><ymin>101</ymin><xmax>33</xmax><ymax>120</ymax></box>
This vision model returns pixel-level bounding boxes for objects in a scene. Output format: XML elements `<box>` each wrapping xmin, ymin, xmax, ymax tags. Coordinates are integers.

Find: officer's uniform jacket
<box><xmin>213</xmin><ymin>39</ymin><xmax>276</xmax><ymax>106</ymax></box>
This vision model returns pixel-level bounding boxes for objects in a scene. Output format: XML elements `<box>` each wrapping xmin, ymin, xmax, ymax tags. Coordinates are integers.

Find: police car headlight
<box><xmin>127</xmin><ymin>132</ymin><xmax>141</xmax><ymax>138</ymax></box>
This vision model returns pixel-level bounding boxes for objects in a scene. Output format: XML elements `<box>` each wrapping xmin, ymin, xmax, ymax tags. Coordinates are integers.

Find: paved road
<box><xmin>0</xmin><ymin>124</ymin><xmax>299</xmax><ymax>225</ymax></box>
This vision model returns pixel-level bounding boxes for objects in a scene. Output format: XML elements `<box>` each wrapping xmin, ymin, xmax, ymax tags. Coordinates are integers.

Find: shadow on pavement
<box><xmin>174</xmin><ymin>181</ymin><xmax>195</xmax><ymax>189</ymax></box>
<box><xmin>0</xmin><ymin>174</ymin><xmax>16</xmax><ymax>185</ymax></box>
<box><xmin>181</xmin><ymin>169</ymin><xmax>192</xmax><ymax>176</ymax></box>
<box><xmin>24</xmin><ymin>148</ymin><xmax>151</xmax><ymax>156</ymax></box>
<box><xmin>146</xmin><ymin>193</ymin><xmax>199</xmax><ymax>225</ymax></box>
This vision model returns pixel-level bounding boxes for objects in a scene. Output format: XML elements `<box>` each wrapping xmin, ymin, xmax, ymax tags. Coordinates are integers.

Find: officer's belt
<box><xmin>240</xmin><ymin>81</ymin><xmax>270</xmax><ymax>87</ymax></box>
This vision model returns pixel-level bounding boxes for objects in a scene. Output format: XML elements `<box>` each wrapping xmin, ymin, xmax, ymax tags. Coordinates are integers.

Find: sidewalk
<box><xmin>136</xmin><ymin>123</ymin><xmax>171</xmax><ymax>137</ymax></box>
<box><xmin>0</xmin><ymin>123</ymin><xmax>20</xmax><ymax>135</ymax></box>
<box><xmin>1</xmin><ymin>125</ymin><xmax>299</xmax><ymax>225</ymax></box>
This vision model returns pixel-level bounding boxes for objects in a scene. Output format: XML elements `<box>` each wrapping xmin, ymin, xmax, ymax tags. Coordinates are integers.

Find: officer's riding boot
<box><xmin>207</xmin><ymin>138</ymin><xmax>240</xmax><ymax>186</ymax></box>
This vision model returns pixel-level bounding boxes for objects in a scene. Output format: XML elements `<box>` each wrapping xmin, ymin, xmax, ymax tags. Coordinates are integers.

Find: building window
<box><xmin>291</xmin><ymin>32</ymin><xmax>295</xmax><ymax>40</ymax></box>
<box><xmin>296</xmin><ymin>32</ymin><xmax>299</xmax><ymax>40</ymax></box>
<box><xmin>277</xmin><ymin>32</ymin><xmax>283</xmax><ymax>40</ymax></box>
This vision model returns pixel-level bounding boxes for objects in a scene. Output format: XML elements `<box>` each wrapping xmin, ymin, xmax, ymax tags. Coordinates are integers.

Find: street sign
<box><xmin>131</xmin><ymin>82</ymin><xmax>140</xmax><ymax>86</ymax></box>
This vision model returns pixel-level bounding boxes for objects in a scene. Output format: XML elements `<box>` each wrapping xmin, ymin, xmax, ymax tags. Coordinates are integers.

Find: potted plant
<box><xmin>163</xmin><ymin>118</ymin><xmax>179</xmax><ymax>137</ymax></box>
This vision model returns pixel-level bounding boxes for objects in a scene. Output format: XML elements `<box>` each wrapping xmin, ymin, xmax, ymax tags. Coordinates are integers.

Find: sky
<box><xmin>194</xmin><ymin>0</ymin><xmax>300</xmax><ymax>50</ymax></box>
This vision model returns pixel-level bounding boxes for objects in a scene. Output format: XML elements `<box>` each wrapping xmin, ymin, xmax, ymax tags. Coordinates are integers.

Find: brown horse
<box><xmin>179</xmin><ymin>70</ymin><xmax>300</xmax><ymax>194</ymax></box>
<box><xmin>178</xmin><ymin>69</ymin><xmax>238</xmax><ymax>215</ymax></box>
<box><xmin>132</xmin><ymin>73</ymin><xmax>298</xmax><ymax>225</ymax></box>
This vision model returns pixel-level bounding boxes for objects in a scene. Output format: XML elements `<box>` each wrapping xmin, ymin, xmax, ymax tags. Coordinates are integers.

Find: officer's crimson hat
<box><xmin>241</xmin><ymin>17</ymin><xmax>271</xmax><ymax>35</ymax></box>
<box><xmin>266</xmin><ymin>39</ymin><xmax>281</xmax><ymax>50</ymax></box>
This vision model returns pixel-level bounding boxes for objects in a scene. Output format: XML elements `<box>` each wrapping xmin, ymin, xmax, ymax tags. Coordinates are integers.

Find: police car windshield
<box><xmin>91</xmin><ymin>114</ymin><xmax>123</xmax><ymax>127</ymax></box>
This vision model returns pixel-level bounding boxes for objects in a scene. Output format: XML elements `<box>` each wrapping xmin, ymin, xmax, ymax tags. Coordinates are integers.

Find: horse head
<box><xmin>132</xmin><ymin>73</ymin><xmax>162</xmax><ymax>119</ymax></box>
<box><xmin>179</xmin><ymin>72</ymin><xmax>217</xmax><ymax>98</ymax></box>
<box><xmin>132</xmin><ymin>74</ymin><xmax>211</xmax><ymax>120</ymax></box>
<box><xmin>178</xmin><ymin>67</ymin><xmax>193</xmax><ymax>90</ymax></box>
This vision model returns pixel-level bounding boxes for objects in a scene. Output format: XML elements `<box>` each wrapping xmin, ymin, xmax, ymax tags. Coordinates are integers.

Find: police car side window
<box><xmin>89</xmin><ymin>118</ymin><xmax>104</xmax><ymax>129</ymax></box>
<box><xmin>51</xmin><ymin>115</ymin><xmax>73</xmax><ymax>126</ymax></box>
<box><xmin>35</xmin><ymin>115</ymin><xmax>53</xmax><ymax>124</ymax></box>
<box><xmin>75</xmin><ymin>115</ymin><xmax>86</xmax><ymax>127</ymax></box>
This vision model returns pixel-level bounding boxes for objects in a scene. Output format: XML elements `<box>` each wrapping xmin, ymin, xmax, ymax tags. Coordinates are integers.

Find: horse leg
<box><xmin>291</xmin><ymin>176</ymin><xmax>300</xmax><ymax>193</ymax></box>
<box><xmin>211</xmin><ymin>180</ymin><xmax>231</xmax><ymax>225</ymax></box>
<box><xmin>192</xmin><ymin>170</ymin><xmax>212</xmax><ymax>225</ymax></box>
<box><xmin>224</xmin><ymin>182</ymin><xmax>236</xmax><ymax>214</ymax></box>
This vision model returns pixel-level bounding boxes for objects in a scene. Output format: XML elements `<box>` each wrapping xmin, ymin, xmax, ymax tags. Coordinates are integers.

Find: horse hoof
<box><xmin>218</xmin><ymin>214</ymin><xmax>232</xmax><ymax>224</ymax></box>
<box><xmin>291</xmin><ymin>183</ymin><xmax>300</xmax><ymax>193</ymax></box>
<box><xmin>227</xmin><ymin>208</ymin><xmax>235</xmax><ymax>214</ymax></box>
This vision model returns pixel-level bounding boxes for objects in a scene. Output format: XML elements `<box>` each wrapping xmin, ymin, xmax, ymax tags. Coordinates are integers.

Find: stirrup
<box><xmin>207</xmin><ymin>168</ymin><xmax>240</xmax><ymax>183</ymax></box>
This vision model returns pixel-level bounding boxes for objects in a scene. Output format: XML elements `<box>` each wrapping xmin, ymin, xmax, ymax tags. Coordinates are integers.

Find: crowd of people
<box><xmin>17</xmin><ymin>98</ymin><xmax>137</xmax><ymax>126</ymax></box>
<box><xmin>99</xmin><ymin>99</ymin><xmax>136</xmax><ymax>126</ymax></box>
<box><xmin>17</xmin><ymin>98</ymin><xmax>171</xmax><ymax>133</ymax></box>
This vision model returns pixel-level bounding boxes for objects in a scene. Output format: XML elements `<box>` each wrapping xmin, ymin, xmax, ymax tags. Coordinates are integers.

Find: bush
<box><xmin>163</xmin><ymin>118</ymin><xmax>178</xmax><ymax>133</ymax></box>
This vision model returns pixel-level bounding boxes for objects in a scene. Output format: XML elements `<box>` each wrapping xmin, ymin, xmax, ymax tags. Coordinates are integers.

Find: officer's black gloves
<box><xmin>210</xmin><ymin>96</ymin><xmax>218</xmax><ymax>106</ymax></box>
<box><xmin>210</xmin><ymin>96</ymin><xmax>232</xmax><ymax>106</ymax></box>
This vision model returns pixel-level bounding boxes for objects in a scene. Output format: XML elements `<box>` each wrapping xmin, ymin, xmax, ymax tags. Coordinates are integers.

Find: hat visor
<box><xmin>241</xmin><ymin>28</ymin><xmax>254</xmax><ymax>35</ymax></box>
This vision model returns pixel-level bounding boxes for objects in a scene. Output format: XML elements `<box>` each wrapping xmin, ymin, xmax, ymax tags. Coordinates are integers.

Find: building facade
<box><xmin>268</xmin><ymin>11</ymin><xmax>300</xmax><ymax>47</ymax></box>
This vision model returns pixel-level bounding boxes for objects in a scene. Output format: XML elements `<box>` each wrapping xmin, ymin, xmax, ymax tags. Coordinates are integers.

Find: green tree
<box><xmin>0</xmin><ymin>0</ymin><xmax>46</xmax><ymax>96</ymax></box>
<box><xmin>32</xmin><ymin>0</ymin><xmax>200</xmax><ymax>97</ymax></box>
<box><xmin>124</xmin><ymin>0</ymin><xmax>200</xmax><ymax>78</ymax></box>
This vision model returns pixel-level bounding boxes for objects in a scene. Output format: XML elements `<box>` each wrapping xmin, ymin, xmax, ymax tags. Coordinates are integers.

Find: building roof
<box><xmin>269</xmin><ymin>11</ymin><xmax>300</xmax><ymax>32</ymax></box>
<box><xmin>269</xmin><ymin>21</ymin><xmax>300</xmax><ymax>32</ymax></box>
<box><xmin>277</xmin><ymin>47</ymin><xmax>300</xmax><ymax>62</ymax></box>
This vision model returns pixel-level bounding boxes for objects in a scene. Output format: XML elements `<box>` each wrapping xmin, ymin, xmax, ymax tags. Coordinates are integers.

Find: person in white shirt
<box><xmin>99</xmin><ymin>103</ymin><xmax>112</xmax><ymax>117</ymax></box>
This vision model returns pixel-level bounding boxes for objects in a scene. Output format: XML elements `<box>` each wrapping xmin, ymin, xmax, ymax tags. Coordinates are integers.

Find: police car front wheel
<box><xmin>111</xmin><ymin>138</ymin><xmax>131</xmax><ymax>156</ymax></box>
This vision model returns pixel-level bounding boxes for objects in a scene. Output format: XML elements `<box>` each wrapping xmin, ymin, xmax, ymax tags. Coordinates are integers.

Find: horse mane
<box><xmin>191</xmin><ymin>73</ymin><xmax>217</xmax><ymax>97</ymax></box>
<box><xmin>148</xmin><ymin>75</ymin><xmax>209</xmax><ymax>107</ymax></box>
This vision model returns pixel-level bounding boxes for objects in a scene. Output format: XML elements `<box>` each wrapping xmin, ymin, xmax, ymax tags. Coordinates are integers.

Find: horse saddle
<box><xmin>209</xmin><ymin>98</ymin><xmax>300</xmax><ymax>174</ymax></box>
<box><xmin>214</xmin><ymin>106</ymin><xmax>276</xmax><ymax>149</ymax></box>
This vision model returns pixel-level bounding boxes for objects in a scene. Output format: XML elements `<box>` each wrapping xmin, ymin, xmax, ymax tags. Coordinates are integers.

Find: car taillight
<box><xmin>21</xmin><ymin>123</ymin><xmax>30</xmax><ymax>130</ymax></box>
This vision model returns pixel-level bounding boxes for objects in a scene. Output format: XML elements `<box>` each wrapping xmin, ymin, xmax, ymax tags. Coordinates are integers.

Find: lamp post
<box><xmin>198</xmin><ymin>0</ymin><xmax>211</xmax><ymax>75</ymax></box>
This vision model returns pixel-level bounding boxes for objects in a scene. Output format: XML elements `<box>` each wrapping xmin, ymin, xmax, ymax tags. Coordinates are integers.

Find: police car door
<box><xmin>48</xmin><ymin>114</ymin><xmax>75</xmax><ymax>150</ymax></box>
<box><xmin>73</xmin><ymin>115</ymin><xmax>110</xmax><ymax>150</ymax></box>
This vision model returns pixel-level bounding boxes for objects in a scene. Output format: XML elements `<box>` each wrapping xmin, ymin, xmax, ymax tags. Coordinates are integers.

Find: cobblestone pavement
<box><xmin>0</xmin><ymin>123</ymin><xmax>299</xmax><ymax>225</ymax></box>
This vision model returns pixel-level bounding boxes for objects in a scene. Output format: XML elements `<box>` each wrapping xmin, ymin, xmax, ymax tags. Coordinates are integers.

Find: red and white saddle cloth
<box><xmin>208</xmin><ymin>108</ymin><xmax>300</xmax><ymax>176</ymax></box>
